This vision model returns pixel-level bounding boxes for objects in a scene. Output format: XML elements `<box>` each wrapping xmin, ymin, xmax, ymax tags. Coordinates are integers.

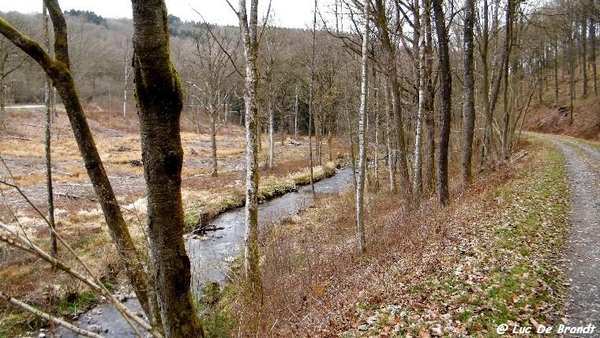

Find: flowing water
<box><xmin>49</xmin><ymin>167</ymin><xmax>354</xmax><ymax>337</ymax></box>
<box><xmin>186</xmin><ymin>167</ymin><xmax>354</xmax><ymax>293</ymax></box>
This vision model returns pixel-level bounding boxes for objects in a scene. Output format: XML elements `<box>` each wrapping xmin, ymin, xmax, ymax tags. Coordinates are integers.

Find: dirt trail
<box><xmin>546</xmin><ymin>135</ymin><xmax>600</xmax><ymax>330</ymax></box>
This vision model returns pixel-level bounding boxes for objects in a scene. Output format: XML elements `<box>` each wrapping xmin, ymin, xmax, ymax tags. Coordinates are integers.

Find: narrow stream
<box><xmin>186</xmin><ymin>167</ymin><xmax>355</xmax><ymax>294</ymax></box>
<box><xmin>49</xmin><ymin>167</ymin><xmax>354</xmax><ymax>337</ymax></box>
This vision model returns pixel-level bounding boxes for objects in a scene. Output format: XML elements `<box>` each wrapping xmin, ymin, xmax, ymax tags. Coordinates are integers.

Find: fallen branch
<box><xmin>511</xmin><ymin>151</ymin><xmax>529</xmax><ymax>163</ymax></box>
<box><xmin>0</xmin><ymin>291</ymin><xmax>104</xmax><ymax>338</ymax></box>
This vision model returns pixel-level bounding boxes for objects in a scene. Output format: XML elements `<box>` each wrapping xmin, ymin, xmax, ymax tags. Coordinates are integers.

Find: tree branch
<box><xmin>0</xmin><ymin>223</ymin><xmax>160</xmax><ymax>337</ymax></box>
<box><xmin>0</xmin><ymin>291</ymin><xmax>105</xmax><ymax>338</ymax></box>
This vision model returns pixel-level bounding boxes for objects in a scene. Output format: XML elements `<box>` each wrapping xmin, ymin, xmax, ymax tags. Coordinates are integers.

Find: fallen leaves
<box><xmin>337</xmin><ymin>141</ymin><xmax>569</xmax><ymax>337</ymax></box>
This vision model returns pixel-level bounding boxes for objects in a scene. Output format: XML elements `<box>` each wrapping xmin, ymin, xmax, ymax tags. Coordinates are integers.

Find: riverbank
<box><xmin>218</xmin><ymin>137</ymin><xmax>573</xmax><ymax>336</ymax></box>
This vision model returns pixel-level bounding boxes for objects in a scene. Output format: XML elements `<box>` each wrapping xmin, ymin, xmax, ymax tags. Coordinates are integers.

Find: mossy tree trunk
<box><xmin>237</xmin><ymin>0</ymin><xmax>263</xmax><ymax>329</ymax></box>
<box><xmin>0</xmin><ymin>1</ymin><xmax>157</xmax><ymax>330</ymax></box>
<box><xmin>131</xmin><ymin>1</ymin><xmax>204</xmax><ymax>337</ymax></box>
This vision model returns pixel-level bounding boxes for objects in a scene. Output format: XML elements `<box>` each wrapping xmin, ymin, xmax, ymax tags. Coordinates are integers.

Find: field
<box><xmin>0</xmin><ymin>105</ymin><xmax>345</xmax><ymax>334</ymax></box>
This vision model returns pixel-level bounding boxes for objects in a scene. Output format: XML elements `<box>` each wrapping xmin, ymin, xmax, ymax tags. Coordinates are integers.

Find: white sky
<box><xmin>0</xmin><ymin>0</ymin><xmax>325</xmax><ymax>29</ymax></box>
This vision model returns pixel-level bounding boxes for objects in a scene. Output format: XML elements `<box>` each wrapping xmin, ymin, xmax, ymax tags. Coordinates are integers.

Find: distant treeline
<box><xmin>64</xmin><ymin>9</ymin><xmax>106</xmax><ymax>26</ymax></box>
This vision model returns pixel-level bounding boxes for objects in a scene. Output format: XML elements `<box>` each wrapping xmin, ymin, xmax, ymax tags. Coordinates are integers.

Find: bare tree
<box><xmin>462</xmin><ymin>0</ymin><xmax>476</xmax><ymax>185</ymax></box>
<box><xmin>42</xmin><ymin>2</ymin><xmax>57</xmax><ymax>256</ymax></box>
<box><xmin>308</xmin><ymin>0</ymin><xmax>317</xmax><ymax>193</ymax></box>
<box><xmin>372</xmin><ymin>0</ymin><xmax>412</xmax><ymax>205</ymax></box>
<box><xmin>0</xmin><ymin>2</ymin><xmax>158</xmax><ymax>328</ymax></box>
<box><xmin>432</xmin><ymin>0</ymin><xmax>451</xmax><ymax>206</ymax></box>
<box><xmin>189</xmin><ymin>27</ymin><xmax>236</xmax><ymax>176</ymax></box>
<box><xmin>356</xmin><ymin>0</ymin><xmax>369</xmax><ymax>254</ymax></box>
<box><xmin>1</xmin><ymin>1</ymin><xmax>212</xmax><ymax>336</ymax></box>
<box><xmin>0</xmin><ymin>14</ymin><xmax>26</xmax><ymax>131</ymax></box>
<box><xmin>230</xmin><ymin>0</ymin><xmax>263</xmax><ymax>326</ymax></box>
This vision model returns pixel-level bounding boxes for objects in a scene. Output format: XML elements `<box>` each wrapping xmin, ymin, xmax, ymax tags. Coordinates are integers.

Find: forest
<box><xmin>0</xmin><ymin>0</ymin><xmax>599</xmax><ymax>337</ymax></box>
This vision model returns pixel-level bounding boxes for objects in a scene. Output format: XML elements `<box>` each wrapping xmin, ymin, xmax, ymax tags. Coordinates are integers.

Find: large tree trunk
<box><xmin>432</xmin><ymin>0</ymin><xmax>452</xmax><ymax>206</ymax></box>
<box><xmin>131</xmin><ymin>1</ymin><xmax>203</xmax><ymax>336</ymax></box>
<box><xmin>0</xmin><ymin>2</ymin><xmax>156</xmax><ymax>328</ymax></box>
<box><xmin>461</xmin><ymin>0</ymin><xmax>475</xmax><ymax>185</ymax></box>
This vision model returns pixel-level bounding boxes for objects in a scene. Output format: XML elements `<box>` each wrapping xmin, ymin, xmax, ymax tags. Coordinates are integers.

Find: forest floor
<box><xmin>243</xmin><ymin>135</ymin><xmax>599</xmax><ymax>337</ymax></box>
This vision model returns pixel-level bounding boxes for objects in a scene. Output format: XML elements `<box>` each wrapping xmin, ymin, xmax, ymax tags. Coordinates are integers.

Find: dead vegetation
<box><xmin>212</xmin><ymin>137</ymin><xmax>572</xmax><ymax>337</ymax></box>
<box><xmin>0</xmin><ymin>105</ymin><xmax>347</xmax><ymax>335</ymax></box>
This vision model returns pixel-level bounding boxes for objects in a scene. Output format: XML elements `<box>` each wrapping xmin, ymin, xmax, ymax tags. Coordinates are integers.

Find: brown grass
<box><xmin>237</xmin><ymin>141</ymin><xmax>534</xmax><ymax>337</ymax></box>
<box><xmin>0</xmin><ymin>104</ymin><xmax>351</xmax><ymax>335</ymax></box>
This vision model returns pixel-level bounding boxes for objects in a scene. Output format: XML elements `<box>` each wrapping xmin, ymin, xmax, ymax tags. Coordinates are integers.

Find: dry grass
<box><xmin>0</xmin><ymin>105</ymin><xmax>350</xmax><ymax>335</ymax></box>
<box><xmin>221</xmin><ymin>138</ymin><xmax>567</xmax><ymax>337</ymax></box>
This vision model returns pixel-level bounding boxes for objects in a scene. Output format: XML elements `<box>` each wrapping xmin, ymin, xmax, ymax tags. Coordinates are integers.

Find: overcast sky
<box><xmin>0</xmin><ymin>0</ymin><xmax>326</xmax><ymax>29</ymax></box>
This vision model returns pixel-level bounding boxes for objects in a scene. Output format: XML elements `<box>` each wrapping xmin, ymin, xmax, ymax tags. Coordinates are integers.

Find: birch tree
<box><xmin>356</xmin><ymin>0</ymin><xmax>369</xmax><ymax>254</ymax></box>
<box><xmin>230</xmin><ymin>0</ymin><xmax>263</xmax><ymax>322</ymax></box>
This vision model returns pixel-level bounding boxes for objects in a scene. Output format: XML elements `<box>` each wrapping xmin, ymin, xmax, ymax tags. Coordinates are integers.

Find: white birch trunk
<box><xmin>238</xmin><ymin>0</ymin><xmax>262</xmax><ymax>312</ymax></box>
<box><xmin>412</xmin><ymin>4</ymin><xmax>425</xmax><ymax>206</ymax></box>
<box><xmin>356</xmin><ymin>0</ymin><xmax>369</xmax><ymax>254</ymax></box>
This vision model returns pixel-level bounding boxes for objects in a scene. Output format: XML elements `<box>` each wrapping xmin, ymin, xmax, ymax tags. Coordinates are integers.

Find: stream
<box><xmin>45</xmin><ymin>167</ymin><xmax>354</xmax><ymax>337</ymax></box>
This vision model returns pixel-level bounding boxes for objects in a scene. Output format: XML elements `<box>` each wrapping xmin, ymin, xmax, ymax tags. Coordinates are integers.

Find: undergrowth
<box><xmin>232</xmin><ymin>138</ymin><xmax>572</xmax><ymax>337</ymax></box>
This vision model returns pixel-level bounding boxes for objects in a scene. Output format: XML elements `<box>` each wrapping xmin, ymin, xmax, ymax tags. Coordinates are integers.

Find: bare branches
<box><xmin>0</xmin><ymin>221</ymin><xmax>160</xmax><ymax>337</ymax></box>
<box><xmin>0</xmin><ymin>292</ymin><xmax>104</xmax><ymax>338</ymax></box>
<box><xmin>190</xmin><ymin>8</ymin><xmax>244</xmax><ymax>78</ymax></box>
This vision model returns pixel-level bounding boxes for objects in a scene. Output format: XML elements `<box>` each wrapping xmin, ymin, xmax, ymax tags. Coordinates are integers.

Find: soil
<box><xmin>544</xmin><ymin>135</ymin><xmax>600</xmax><ymax>332</ymax></box>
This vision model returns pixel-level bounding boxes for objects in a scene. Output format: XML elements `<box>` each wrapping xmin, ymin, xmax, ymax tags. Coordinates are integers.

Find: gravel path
<box><xmin>548</xmin><ymin>137</ymin><xmax>600</xmax><ymax>332</ymax></box>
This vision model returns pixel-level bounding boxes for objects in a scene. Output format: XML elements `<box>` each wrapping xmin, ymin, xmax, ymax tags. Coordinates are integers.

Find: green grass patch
<box><xmin>460</xmin><ymin>144</ymin><xmax>569</xmax><ymax>334</ymax></box>
<box><xmin>58</xmin><ymin>290</ymin><xmax>98</xmax><ymax>317</ymax></box>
